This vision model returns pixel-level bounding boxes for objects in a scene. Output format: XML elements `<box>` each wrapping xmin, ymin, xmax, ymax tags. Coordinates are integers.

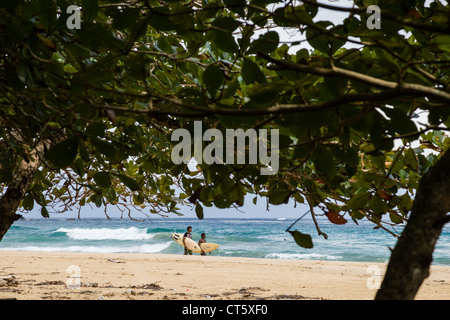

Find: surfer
<box><xmin>183</xmin><ymin>226</ymin><xmax>193</xmax><ymax>255</ymax></box>
<box><xmin>198</xmin><ymin>233</ymin><xmax>209</xmax><ymax>256</ymax></box>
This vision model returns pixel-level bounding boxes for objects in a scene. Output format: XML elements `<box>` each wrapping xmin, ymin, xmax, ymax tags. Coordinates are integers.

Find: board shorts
<box><xmin>184</xmin><ymin>248</ymin><xmax>192</xmax><ymax>255</ymax></box>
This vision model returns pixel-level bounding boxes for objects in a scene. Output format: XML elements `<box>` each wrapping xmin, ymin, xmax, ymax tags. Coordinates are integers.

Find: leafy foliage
<box><xmin>0</xmin><ymin>0</ymin><xmax>449</xmax><ymax>247</ymax></box>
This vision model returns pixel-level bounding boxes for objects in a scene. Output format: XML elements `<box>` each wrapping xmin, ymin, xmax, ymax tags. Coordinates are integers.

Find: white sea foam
<box><xmin>265</xmin><ymin>253</ymin><xmax>343</xmax><ymax>260</ymax></box>
<box><xmin>0</xmin><ymin>242</ymin><xmax>171</xmax><ymax>253</ymax></box>
<box><xmin>55</xmin><ymin>227</ymin><xmax>154</xmax><ymax>240</ymax></box>
<box><xmin>7</xmin><ymin>218</ymin><xmax>448</xmax><ymax>264</ymax></box>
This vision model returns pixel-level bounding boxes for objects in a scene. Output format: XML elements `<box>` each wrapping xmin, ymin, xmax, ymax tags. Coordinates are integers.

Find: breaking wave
<box><xmin>55</xmin><ymin>227</ymin><xmax>154</xmax><ymax>241</ymax></box>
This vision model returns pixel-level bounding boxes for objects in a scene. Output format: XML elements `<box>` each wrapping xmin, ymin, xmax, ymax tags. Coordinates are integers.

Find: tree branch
<box><xmin>376</xmin><ymin>149</ymin><xmax>450</xmax><ymax>299</ymax></box>
<box><xmin>260</xmin><ymin>53</ymin><xmax>450</xmax><ymax>103</ymax></box>
<box><xmin>93</xmin><ymin>88</ymin><xmax>403</xmax><ymax>120</ymax></box>
<box><xmin>0</xmin><ymin>139</ymin><xmax>50</xmax><ymax>241</ymax></box>
<box><xmin>300</xmin><ymin>0</ymin><xmax>450</xmax><ymax>34</ymax></box>
<box><xmin>307</xmin><ymin>197</ymin><xmax>328</xmax><ymax>240</ymax></box>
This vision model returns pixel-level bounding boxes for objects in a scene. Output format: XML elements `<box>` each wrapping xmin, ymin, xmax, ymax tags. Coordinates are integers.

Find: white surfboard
<box><xmin>171</xmin><ymin>233</ymin><xmax>219</xmax><ymax>254</ymax></box>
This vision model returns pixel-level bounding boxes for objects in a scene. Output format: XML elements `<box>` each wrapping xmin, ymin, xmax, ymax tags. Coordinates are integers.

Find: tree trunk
<box><xmin>375</xmin><ymin>150</ymin><xmax>450</xmax><ymax>300</ymax></box>
<box><xmin>0</xmin><ymin>141</ymin><xmax>47</xmax><ymax>242</ymax></box>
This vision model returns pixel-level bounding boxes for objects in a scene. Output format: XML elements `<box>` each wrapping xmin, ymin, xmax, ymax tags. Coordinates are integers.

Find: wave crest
<box><xmin>55</xmin><ymin>227</ymin><xmax>154</xmax><ymax>240</ymax></box>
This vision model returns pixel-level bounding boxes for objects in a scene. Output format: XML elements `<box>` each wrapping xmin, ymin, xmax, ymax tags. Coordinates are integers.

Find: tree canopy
<box><xmin>0</xmin><ymin>0</ymin><xmax>449</xmax><ymax>299</ymax></box>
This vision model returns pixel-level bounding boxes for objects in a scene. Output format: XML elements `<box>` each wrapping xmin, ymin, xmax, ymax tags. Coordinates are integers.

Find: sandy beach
<box><xmin>0</xmin><ymin>251</ymin><xmax>449</xmax><ymax>300</ymax></box>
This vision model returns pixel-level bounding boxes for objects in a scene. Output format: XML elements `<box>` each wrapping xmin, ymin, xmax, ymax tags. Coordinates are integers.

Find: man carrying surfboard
<box><xmin>183</xmin><ymin>226</ymin><xmax>193</xmax><ymax>255</ymax></box>
<box><xmin>172</xmin><ymin>230</ymin><xmax>219</xmax><ymax>255</ymax></box>
<box><xmin>198</xmin><ymin>233</ymin><xmax>209</xmax><ymax>256</ymax></box>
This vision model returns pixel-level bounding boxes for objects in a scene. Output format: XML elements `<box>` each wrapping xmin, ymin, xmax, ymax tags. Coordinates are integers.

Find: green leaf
<box><xmin>78</xmin><ymin>24</ymin><xmax>126</xmax><ymax>51</ymax></box>
<box><xmin>200</xmin><ymin>186</ymin><xmax>214</xmax><ymax>202</ymax></box>
<box><xmin>229</xmin><ymin>183</ymin><xmax>244</xmax><ymax>206</ymax></box>
<box><xmin>306</xmin><ymin>23</ymin><xmax>331</xmax><ymax>54</ymax></box>
<box><xmin>36</xmin><ymin>0</ymin><xmax>57</xmax><ymax>32</ymax></box>
<box><xmin>382</xmin><ymin>107</ymin><xmax>417</xmax><ymax>136</ymax></box>
<box><xmin>111</xmin><ymin>7</ymin><xmax>141</xmax><ymax>29</ymax></box>
<box><xmin>105</xmin><ymin>188</ymin><xmax>117</xmax><ymax>203</ymax></box>
<box><xmin>368</xmin><ymin>153</ymin><xmax>386</xmax><ymax>171</ymax></box>
<box><xmin>223</xmin><ymin>0</ymin><xmax>246</xmax><ymax>15</ymax></box>
<box><xmin>92</xmin><ymin>194</ymin><xmax>103</xmax><ymax>208</ymax></box>
<box><xmin>348</xmin><ymin>192</ymin><xmax>371</xmax><ymax>210</ymax></box>
<box><xmin>312</xmin><ymin>145</ymin><xmax>335</xmax><ymax>179</ymax></box>
<box><xmin>45</xmin><ymin>137</ymin><xmax>79</xmax><ymax>168</ymax></box>
<box><xmin>288</xmin><ymin>230</ymin><xmax>313</xmax><ymax>249</ymax></box>
<box><xmin>202</xmin><ymin>64</ymin><xmax>224</xmax><ymax>96</ymax></box>
<box><xmin>127</xmin><ymin>17</ymin><xmax>151</xmax><ymax>40</ymax></box>
<box><xmin>195</xmin><ymin>203</ymin><xmax>204</xmax><ymax>220</ymax></box>
<box><xmin>41</xmin><ymin>206</ymin><xmax>49</xmax><ymax>218</ymax></box>
<box><xmin>22</xmin><ymin>192</ymin><xmax>34</xmax><ymax>211</ymax></box>
<box><xmin>351</xmin><ymin>209</ymin><xmax>365</xmax><ymax>220</ymax></box>
<box><xmin>242</xmin><ymin>58</ymin><xmax>266</xmax><ymax>84</ymax></box>
<box><xmin>124</xmin><ymin>53</ymin><xmax>152</xmax><ymax>80</ymax></box>
<box><xmin>268</xmin><ymin>188</ymin><xmax>291</xmax><ymax>205</ymax></box>
<box><xmin>133</xmin><ymin>192</ymin><xmax>144</xmax><ymax>205</ymax></box>
<box><xmin>319</xmin><ymin>77</ymin><xmax>346</xmax><ymax>100</ymax></box>
<box><xmin>247</xmin><ymin>31</ymin><xmax>280</xmax><ymax>54</ymax></box>
<box><xmin>93</xmin><ymin>172</ymin><xmax>111</xmax><ymax>189</ymax></box>
<box><xmin>86</xmin><ymin>121</ymin><xmax>107</xmax><ymax>138</ymax></box>
<box><xmin>90</xmin><ymin>138</ymin><xmax>117</xmax><ymax>159</ymax></box>
<box><xmin>430</xmin><ymin>35</ymin><xmax>450</xmax><ymax>51</ymax></box>
<box><xmin>389</xmin><ymin>154</ymin><xmax>404</xmax><ymax>174</ymax></box>
<box><xmin>285</xmin><ymin>5</ymin><xmax>314</xmax><ymax>25</ymax></box>
<box><xmin>248</xmin><ymin>82</ymin><xmax>282</xmax><ymax>106</ymax></box>
<box><xmin>214</xmin><ymin>196</ymin><xmax>232</xmax><ymax>208</ymax></box>
<box><xmin>212</xmin><ymin>17</ymin><xmax>241</xmax><ymax>32</ymax></box>
<box><xmin>306</xmin><ymin>21</ymin><xmax>345</xmax><ymax>55</ymax></box>
<box><xmin>72</xmin><ymin>158</ymin><xmax>85</xmax><ymax>177</ymax></box>
<box><xmin>82</xmin><ymin>0</ymin><xmax>99</xmax><ymax>23</ymax></box>
<box><xmin>222</xmin><ymin>78</ymin><xmax>240</xmax><ymax>99</ymax></box>
<box><xmin>212</xmin><ymin>31</ymin><xmax>238</xmax><ymax>53</ymax></box>
<box><xmin>398</xmin><ymin>193</ymin><xmax>413</xmax><ymax>213</ymax></box>
<box><xmin>389</xmin><ymin>212</ymin><xmax>403</xmax><ymax>224</ymax></box>
<box><xmin>78</xmin><ymin>141</ymin><xmax>90</xmax><ymax>162</ymax></box>
<box><xmin>118</xmin><ymin>173</ymin><xmax>140</xmax><ymax>191</ymax></box>
<box><xmin>404</xmin><ymin>148</ymin><xmax>419</xmax><ymax>171</ymax></box>
<box><xmin>369</xmin><ymin>194</ymin><xmax>388</xmax><ymax>214</ymax></box>
<box><xmin>148</xmin><ymin>10</ymin><xmax>176</xmax><ymax>31</ymax></box>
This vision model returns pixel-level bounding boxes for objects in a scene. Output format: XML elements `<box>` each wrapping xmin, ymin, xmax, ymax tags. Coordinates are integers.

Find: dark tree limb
<box><xmin>375</xmin><ymin>149</ymin><xmax>450</xmax><ymax>300</ymax></box>
<box><xmin>0</xmin><ymin>140</ymin><xmax>48</xmax><ymax>241</ymax></box>
<box><xmin>260</xmin><ymin>53</ymin><xmax>450</xmax><ymax>103</ymax></box>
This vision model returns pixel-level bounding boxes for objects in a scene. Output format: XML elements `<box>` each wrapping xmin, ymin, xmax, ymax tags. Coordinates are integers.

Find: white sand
<box><xmin>0</xmin><ymin>251</ymin><xmax>449</xmax><ymax>300</ymax></box>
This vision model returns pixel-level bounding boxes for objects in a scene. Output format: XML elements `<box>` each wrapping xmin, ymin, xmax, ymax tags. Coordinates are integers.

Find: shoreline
<box><xmin>1</xmin><ymin>251</ymin><xmax>450</xmax><ymax>300</ymax></box>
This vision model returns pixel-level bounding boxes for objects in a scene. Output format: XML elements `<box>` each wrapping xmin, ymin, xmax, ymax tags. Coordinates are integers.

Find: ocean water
<box><xmin>1</xmin><ymin>218</ymin><xmax>449</xmax><ymax>265</ymax></box>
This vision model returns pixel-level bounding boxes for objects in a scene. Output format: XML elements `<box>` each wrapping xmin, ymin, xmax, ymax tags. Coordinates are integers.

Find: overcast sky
<box><xmin>22</xmin><ymin>193</ymin><xmax>311</xmax><ymax>219</ymax></box>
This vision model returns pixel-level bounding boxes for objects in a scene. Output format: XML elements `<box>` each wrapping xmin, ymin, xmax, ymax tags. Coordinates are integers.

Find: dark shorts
<box><xmin>184</xmin><ymin>248</ymin><xmax>192</xmax><ymax>255</ymax></box>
